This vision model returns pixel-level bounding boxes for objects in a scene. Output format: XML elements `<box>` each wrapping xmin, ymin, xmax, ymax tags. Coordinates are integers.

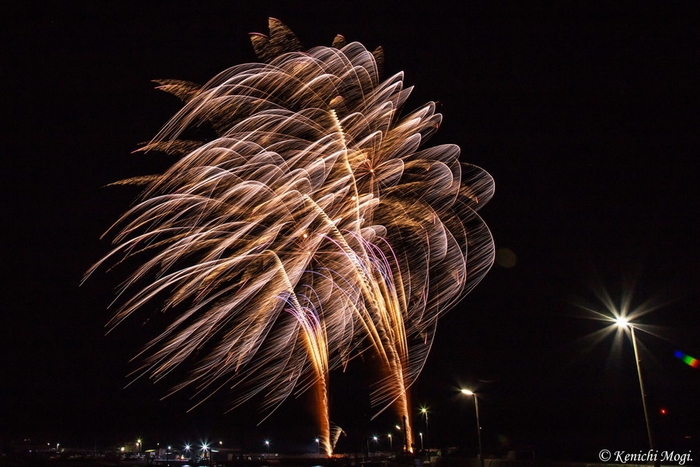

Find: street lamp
<box><xmin>394</xmin><ymin>424</ymin><xmax>403</xmax><ymax>453</ymax></box>
<box><xmin>136</xmin><ymin>439</ymin><xmax>141</xmax><ymax>454</ymax></box>
<box><xmin>615</xmin><ymin>316</ymin><xmax>655</xmax><ymax>452</ymax></box>
<box><xmin>388</xmin><ymin>433</ymin><xmax>392</xmax><ymax>451</ymax></box>
<box><xmin>265</xmin><ymin>440</ymin><xmax>270</xmax><ymax>453</ymax></box>
<box><xmin>461</xmin><ymin>389</ymin><xmax>483</xmax><ymax>467</ymax></box>
<box><xmin>419</xmin><ymin>432</ymin><xmax>423</xmax><ymax>451</ymax></box>
<box><xmin>315</xmin><ymin>438</ymin><xmax>320</xmax><ymax>454</ymax></box>
<box><xmin>420</xmin><ymin>407</ymin><xmax>429</xmax><ymax>450</ymax></box>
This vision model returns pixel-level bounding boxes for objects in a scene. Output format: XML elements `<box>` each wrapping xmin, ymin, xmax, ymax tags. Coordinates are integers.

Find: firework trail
<box><xmin>86</xmin><ymin>19</ymin><xmax>494</xmax><ymax>455</ymax></box>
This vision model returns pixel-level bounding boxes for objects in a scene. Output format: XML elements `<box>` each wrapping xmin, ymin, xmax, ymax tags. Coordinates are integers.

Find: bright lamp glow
<box><xmin>461</xmin><ymin>389</ymin><xmax>474</xmax><ymax>396</ymax></box>
<box><xmin>615</xmin><ymin>316</ymin><xmax>630</xmax><ymax>328</ymax></box>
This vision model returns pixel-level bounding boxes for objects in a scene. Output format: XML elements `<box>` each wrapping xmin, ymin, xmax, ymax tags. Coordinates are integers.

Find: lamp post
<box><xmin>461</xmin><ymin>389</ymin><xmax>483</xmax><ymax>467</ymax></box>
<box><xmin>201</xmin><ymin>443</ymin><xmax>210</xmax><ymax>464</ymax></box>
<box><xmin>419</xmin><ymin>432</ymin><xmax>424</xmax><ymax>451</ymax></box>
<box><xmin>388</xmin><ymin>433</ymin><xmax>392</xmax><ymax>451</ymax></box>
<box><xmin>315</xmin><ymin>438</ymin><xmax>320</xmax><ymax>454</ymax></box>
<box><xmin>615</xmin><ymin>317</ymin><xmax>655</xmax><ymax>453</ymax></box>
<box><xmin>420</xmin><ymin>407</ymin><xmax>429</xmax><ymax>450</ymax></box>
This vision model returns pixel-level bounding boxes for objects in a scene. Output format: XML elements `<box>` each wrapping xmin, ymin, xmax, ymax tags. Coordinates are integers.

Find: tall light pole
<box><xmin>461</xmin><ymin>389</ymin><xmax>483</xmax><ymax>467</ymax></box>
<box><xmin>315</xmin><ymin>438</ymin><xmax>320</xmax><ymax>454</ymax></box>
<box><xmin>394</xmin><ymin>425</ymin><xmax>403</xmax><ymax>453</ymax></box>
<box><xmin>388</xmin><ymin>433</ymin><xmax>393</xmax><ymax>451</ymax></box>
<box><xmin>419</xmin><ymin>432</ymin><xmax>424</xmax><ymax>451</ymax></box>
<box><xmin>615</xmin><ymin>317</ymin><xmax>655</xmax><ymax>452</ymax></box>
<box><xmin>420</xmin><ymin>407</ymin><xmax>429</xmax><ymax>450</ymax></box>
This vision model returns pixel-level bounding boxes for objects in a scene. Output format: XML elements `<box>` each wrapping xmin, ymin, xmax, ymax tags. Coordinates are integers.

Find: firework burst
<box><xmin>86</xmin><ymin>19</ymin><xmax>495</xmax><ymax>455</ymax></box>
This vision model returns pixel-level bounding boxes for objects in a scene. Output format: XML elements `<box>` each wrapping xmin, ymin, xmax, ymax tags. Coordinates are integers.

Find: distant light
<box><xmin>660</xmin><ymin>408</ymin><xmax>667</xmax><ymax>415</ymax></box>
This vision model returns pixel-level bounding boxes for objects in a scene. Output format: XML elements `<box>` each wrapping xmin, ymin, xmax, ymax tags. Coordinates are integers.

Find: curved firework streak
<box><xmin>86</xmin><ymin>18</ymin><xmax>495</xmax><ymax>455</ymax></box>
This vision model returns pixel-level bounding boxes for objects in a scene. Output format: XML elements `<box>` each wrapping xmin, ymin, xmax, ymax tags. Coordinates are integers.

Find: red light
<box><xmin>660</xmin><ymin>408</ymin><xmax>667</xmax><ymax>415</ymax></box>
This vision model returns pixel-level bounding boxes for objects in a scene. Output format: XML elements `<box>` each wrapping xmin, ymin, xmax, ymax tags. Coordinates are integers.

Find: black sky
<box><xmin>3</xmin><ymin>1</ymin><xmax>700</xmax><ymax>461</ymax></box>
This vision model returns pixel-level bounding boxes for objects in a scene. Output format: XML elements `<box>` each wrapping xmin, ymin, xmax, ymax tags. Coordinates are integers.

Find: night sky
<box><xmin>3</xmin><ymin>1</ymin><xmax>700</xmax><ymax>461</ymax></box>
